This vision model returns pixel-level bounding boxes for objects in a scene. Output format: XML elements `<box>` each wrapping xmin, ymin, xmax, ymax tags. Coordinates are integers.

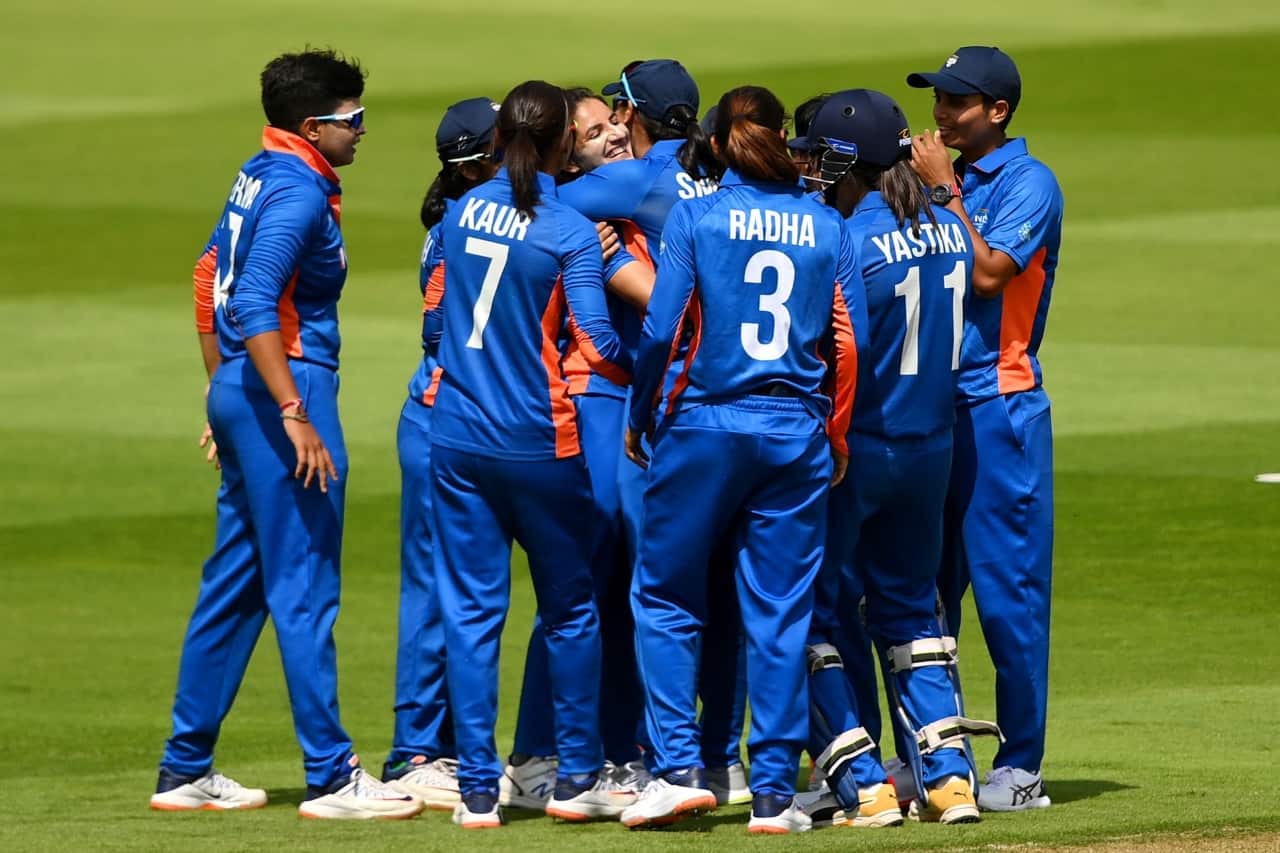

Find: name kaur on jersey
<box><xmin>869</xmin><ymin>220</ymin><xmax>969</xmax><ymax>264</ymax></box>
<box><xmin>728</xmin><ymin>208</ymin><xmax>816</xmax><ymax>248</ymax></box>
<box><xmin>458</xmin><ymin>196</ymin><xmax>531</xmax><ymax>241</ymax></box>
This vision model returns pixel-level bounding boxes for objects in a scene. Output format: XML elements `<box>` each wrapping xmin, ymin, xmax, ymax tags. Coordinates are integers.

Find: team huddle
<box><xmin>152</xmin><ymin>46</ymin><xmax>1063</xmax><ymax>835</ymax></box>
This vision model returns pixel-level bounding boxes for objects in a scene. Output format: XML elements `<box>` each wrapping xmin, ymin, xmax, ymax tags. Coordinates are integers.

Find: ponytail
<box><xmin>496</xmin><ymin>80</ymin><xmax>569</xmax><ymax>220</ymax></box>
<box><xmin>876</xmin><ymin>161</ymin><xmax>938</xmax><ymax>235</ymax></box>
<box><xmin>674</xmin><ymin>106</ymin><xmax>722</xmax><ymax>180</ymax></box>
<box><xmin>714</xmin><ymin>86</ymin><xmax>798</xmax><ymax>185</ymax></box>
<box><xmin>420</xmin><ymin>163</ymin><xmax>470</xmax><ymax>230</ymax></box>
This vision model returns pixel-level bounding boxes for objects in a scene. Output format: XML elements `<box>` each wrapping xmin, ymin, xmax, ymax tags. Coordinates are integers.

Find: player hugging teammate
<box><xmin>157</xmin><ymin>45</ymin><xmax>1062</xmax><ymax>833</ymax></box>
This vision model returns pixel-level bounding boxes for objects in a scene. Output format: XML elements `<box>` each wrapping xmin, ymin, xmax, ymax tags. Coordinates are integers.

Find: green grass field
<box><xmin>3</xmin><ymin>1</ymin><xmax>1279</xmax><ymax>850</ymax></box>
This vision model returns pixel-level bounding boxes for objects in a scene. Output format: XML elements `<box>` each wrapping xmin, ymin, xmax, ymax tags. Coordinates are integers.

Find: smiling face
<box><xmin>568</xmin><ymin>97</ymin><xmax>632</xmax><ymax>174</ymax></box>
<box><xmin>931</xmin><ymin>90</ymin><xmax>1007</xmax><ymax>158</ymax></box>
<box><xmin>310</xmin><ymin>97</ymin><xmax>366</xmax><ymax>167</ymax></box>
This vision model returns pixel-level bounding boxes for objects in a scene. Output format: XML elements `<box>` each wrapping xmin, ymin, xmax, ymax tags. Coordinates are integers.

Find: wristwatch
<box><xmin>930</xmin><ymin>183</ymin><xmax>961</xmax><ymax>205</ymax></box>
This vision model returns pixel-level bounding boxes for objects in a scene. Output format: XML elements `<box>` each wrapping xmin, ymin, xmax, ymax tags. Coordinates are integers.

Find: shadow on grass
<box><xmin>1050</xmin><ymin>778</ymin><xmax>1137</xmax><ymax>804</ymax></box>
<box><xmin>265</xmin><ymin>787</ymin><xmax>310</xmax><ymax>806</ymax></box>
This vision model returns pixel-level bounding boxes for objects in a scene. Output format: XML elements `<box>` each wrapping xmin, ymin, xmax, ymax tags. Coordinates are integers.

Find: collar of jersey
<box><xmin>493</xmin><ymin>166</ymin><xmax>558</xmax><ymax>197</ymax></box>
<box><xmin>719</xmin><ymin>168</ymin><xmax>801</xmax><ymax>192</ymax></box>
<box><xmin>261</xmin><ymin>127</ymin><xmax>341</xmax><ymax>185</ymax></box>
<box><xmin>645</xmin><ymin>139</ymin><xmax>683</xmax><ymax>160</ymax></box>
<box><xmin>852</xmin><ymin>190</ymin><xmax>889</xmax><ymax>215</ymax></box>
<box><xmin>965</xmin><ymin>137</ymin><xmax>1029</xmax><ymax>176</ymax></box>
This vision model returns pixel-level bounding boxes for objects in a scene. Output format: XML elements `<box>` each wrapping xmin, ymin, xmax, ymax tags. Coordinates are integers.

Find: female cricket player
<box><xmin>622</xmin><ymin>85</ymin><xmax>868</xmax><ymax>834</ymax></box>
<box><xmin>430</xmin><ymin>80</ymin><xmax>635</xmax><ymax>829</ymax></box>
<box><xmin>800</xmin><ymin>89</ymin><xmax>996</xmax><ymax>827</ymax></box>
<box><xmin>154</xmin><ymin>49</ymin><xmax>422</xmax><ymax>820</ymax></box>
<box><xmin>380</xmin><ymin>97</ymin><xmax>500</xmax><ymax>810</ymax></box>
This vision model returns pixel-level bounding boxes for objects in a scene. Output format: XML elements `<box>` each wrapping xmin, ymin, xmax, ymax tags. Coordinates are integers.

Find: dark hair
<box><xmin>420</xmin><ymin>165</ymin><xmax>473</xmax><ymax>230</ymax></box>
<box><xmin>833</xmin><ymin>160</ymin><xmax>938</xmax><ymax>235</ymax></box>
<box><xmin>792</xmin><ymin>93</ymin><xmax>831</xmax><ymax>139</ymax></box>
<box><xmin>713</xmin><ymin>86</ymin><xmax>798</xmax><ymax>185</ymax></box>
<box><xmin>564</xmin><ymin>86</ymin><xmax>607</xmax><ymax>116</ymax></box>
<box><xmin>496</xmin><ymin>80</ymin><xmax>569</xmax><ymax>219</ymax></box>
<box><xmin>635</xmin><ymin>105</ymin><xmax>721</xmax><ymax>181</ymax></box>
<box><xmin>260</xmin><ymin>48</ymin><xmax>366</xmax><ymax>132</ymax></box>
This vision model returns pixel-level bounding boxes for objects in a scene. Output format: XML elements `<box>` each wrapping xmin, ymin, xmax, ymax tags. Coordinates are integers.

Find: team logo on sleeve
<box><xmin>973</xmin><ymin>208</ymin><xmax>989</xmax><ymax>230</ymax></box>
<box><xmin>1017</xmin><ymin>221</ymin><xmax>1033</xmax><ymax>244</ymax></box>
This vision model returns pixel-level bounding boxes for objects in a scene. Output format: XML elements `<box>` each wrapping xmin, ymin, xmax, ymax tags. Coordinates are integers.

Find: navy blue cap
<box><xmin>907</xmin><ymin>46</ymin><xmax>1021</xmax><ymax>111</ymax></box>
<box><xmin>436</xmin><ymin>97</ymin><xmax>499</xmax><ymax>162</ymax></box>
<box><xmin>806</xmin><ymin>89</ymin><xmax>912</xmax><ymax>169</ymax></box>
<box><xmin>602</xmin><ymin>59</ymin><xmax>699</xmax><ymax>124</ymax></box>
<box><xmin>699</xmin><ymin>105</ymin><xmax>718</xmax><ymax>136</ymax></box>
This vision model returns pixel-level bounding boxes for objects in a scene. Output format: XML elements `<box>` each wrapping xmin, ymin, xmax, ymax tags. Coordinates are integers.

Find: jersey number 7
<box><xmin>464</xmin><ymin>237</ymin><xmax>509</xmax><ymax>350</ymax></box>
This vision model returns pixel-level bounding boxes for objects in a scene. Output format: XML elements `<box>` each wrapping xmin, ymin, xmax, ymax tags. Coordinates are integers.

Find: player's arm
<box><xmin>557</xmin><ymin>162</ymin><xmax>648</xmax><ymax>221</ymax></box>
<box><xmin>560</xmin><ymin>214</ymin><xmax>632</xmax><ymax>386</ymax></box>
<box><xmin>827</xmin><ymin>226</ymin><xmax>870</xmax><ymax>485</ymax></box>
<box><xmin>421</xmin><ymin>258</ymin><xmax>446</xmax><ymax>353</ymax></box>
<box><xmin>192</xmin><ymin>233</ymin><xmax>222</xmax><ymax>466</ymax></box>
<box><xmin>625</xmin><ymin>206</ymin><xmax>696</xmax><ymax>467</ymax></box>
<box><xmin>230</xmin><ymin>185</ymin><xmax>338</xmax><ymax>491</ymax></box>
<box><xmin>910</xmin><ymin>131</ymin><xmax>1023</xmax><ymax>297</ymax></box>
<box><xmin>606</xmin><ymin>259</ymin><xmax>654</xmax><ymax>310</ymax></box>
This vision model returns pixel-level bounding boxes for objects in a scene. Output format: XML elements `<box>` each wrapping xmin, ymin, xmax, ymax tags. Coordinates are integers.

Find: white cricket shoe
<box><xmin>452</xmin><ymin>791</ymin><xmax>503</xmax><ymax>829</ymax></box>
<box><xmin>884</xmin><ymin>757</ymin><xmax>918</xmax><ymax>809</ymax></box>
<box><xmin>794</xmin><ymin>785</ymin><xmax>847</xmax><ymax>828</ymax></box>
<box><xmin>298</xmin><ymin>767</ymin><xmax>423</xmax><ymax>820</ymax></box>
<box><xmin>620</xmin><ymin>772</ymin><xmax>717</xmax><ymax>828</ymax></box>
<box><xmin>546</xmin><ymin>773</ymin><xmax>638</xmax><ymax>821</ymax></box>
<box><xmin>498</xmin><ymin>755</ymin><xmax>557</xmax><ymax>808</ymax></box>
<box><xmin>609</xmin><ymin>760</ymin><xmax>653</xmax><ymax>795</ymax></box>
<box><xmin>748</xmin><ymin>793</ymin><xmax>812</xmax><ymax>834</ymax></box>
<box><xmin>706</xmin><ymin>763</ymin><xmax>751</xmax><ymax>805</ymax></box>
<box><xmin>978</xmin><ymin>766</ymin><xmax>1051</xmax><ymax>812</ymax></box>
<box><xmin>384</xmin><ymin>755</ymin><xmax>460</xmax><ymax>810</ymax></box>
<box><xmin>150</xmin><ymin>769</ymin><xmax>267</xmax><ymax>811</ymax></box>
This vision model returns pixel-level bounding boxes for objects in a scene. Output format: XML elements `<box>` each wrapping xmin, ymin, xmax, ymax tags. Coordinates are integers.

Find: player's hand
<box><xmin>199</xmin><ymin>423</ymin><xmax>221</xmax><ymax>469</ymax></box>
<box><xmin>596</xmin><ymin>221</ymin><xmax>621</xmax><ymax>262</ymax></box>
<box><xmin>624</xmin><ymin>425</ymin><xmax>650</xmax><ymax>469</ymax></box>
<box><xmin>831</xmin><ymin>448</ymin><xmax>848</xmax><ymax>487</ymax></box>
<box><xmin>282</xmin><ymin>416</ymin><xmax>339</xmax><ymax>493</ymax></box>
<box><xmin>910</xmin><ymin>130</ymin><xmax>955</xmax><ymax>190</ymax></box>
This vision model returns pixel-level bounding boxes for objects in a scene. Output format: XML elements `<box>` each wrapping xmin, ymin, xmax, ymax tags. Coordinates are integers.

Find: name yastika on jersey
<box><xmin>458</xmin><ymin>196</ymin><xmax>531</xmax><ymax>241</ymax></box>
<box><xmin>728</xmin><ymin>208</ymin><xmax>817</xmax><ymax>248</ymax></box>
<box><xmin>869</xmin><ymin>221</ymin><xmax>969</xmax><ymax>263</ymax></box>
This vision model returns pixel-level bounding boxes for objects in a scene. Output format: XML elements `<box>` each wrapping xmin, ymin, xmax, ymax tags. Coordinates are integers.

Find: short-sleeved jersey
<box><xmin>955</xmin><ymin>138</ymin><xmax>1063</xmax><ymax>404</ymax></box>
<box><xmin>628</xmin><ymin>169</ymin><xmax>869</xmax><ymax>455</ymax></box>
<box><xmin>846</xmin><ymin>192</ymin><xmax>974</xmax><ymax>438</ymax></box>
<box><xmin>431</xmin><ymin>168</ymin><xmax>631</xmax><ymax>461</ymax></box>
<box><xmin>559</xmin><ymin>139</ymin><xmax>719</xmax><ymax>398</ymax></box>
<box><xmin>407</xmin><ymin>207</ymin><xmax>448</xmax><ymax>405</ymax></box>
<box><xmin>196</xmin><ymin>128</ymin><xmax>348</xmax><ymax>369</ymax></box>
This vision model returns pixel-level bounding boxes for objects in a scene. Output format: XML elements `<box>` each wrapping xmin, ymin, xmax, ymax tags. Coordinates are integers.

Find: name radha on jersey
<box><xmin>458</xmin><ymin>196</ymin><xmax>531</xmax><ymax>241</ymax></box>
<box><xmin>869</xmin><ymin>220</ymin><xmax>968</xmax><ymax>264</ymax></box>
<box><xmin>728</xmin><ymin>208</ymin><xmax>817</xmax><ymax>248</ymax></box>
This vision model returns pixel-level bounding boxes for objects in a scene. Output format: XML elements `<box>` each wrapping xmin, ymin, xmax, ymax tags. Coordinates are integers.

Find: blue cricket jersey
<box><xmin>846</xmin><ymin>192</ymin><xmax>974</xmax><ymax>438</ymax></box>
<box><xmin>559</xmin><ymin>139</ymin><xmax>719</xmax><ymax>398</ymax></box>
<box><xmin>954</xmin><ymin>138</ymin><xmax>1063</xmax><ymax>404</ymax></box>
<box><xmin>202</xmin><ymin>127</ymin><xmax>348</xmax><ymax>370</ymax></box>
<box><xmin>628</xmin><ymin>169</ymin><xmax>869</xmax><ymax>455</ymax></box>
<box><xmin>430</xmin><ymin>168</ymin><xmax>632</xmax><ymax>461</ymax></box>
<box><xmin>407</xmin><ymin>206</ymin><xmax>448</xmax><ymax>405</ymax></box>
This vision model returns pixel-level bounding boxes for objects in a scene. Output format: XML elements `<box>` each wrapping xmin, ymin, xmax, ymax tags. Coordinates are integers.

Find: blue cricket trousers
<box><xmin>632</xmin><ymin>397</ymin><xmax>829</xmax><ymax>797</ymax></box>
<box><xmin>513</xmin><ymin>393</ymin><xmax>644</xmax><ymax>764</ymax></box>
<box><xmin>161</xmin><ymin>358</ymin><xmax>353</xmax><ymax>790</ymax></box>
<box><xmin>430</xmin><ymin>444</ymin><xmax>604</xmax><ymax>794</ymax></box>
<box><xmin>940</xmin><ymin>387</ymin><xmax>1054</xmax><ymax>773</ymax></box>
<box><xmin>386</xmin><ymin>396</ymin><xmax>453</xmax><ymax>766</ymax></box>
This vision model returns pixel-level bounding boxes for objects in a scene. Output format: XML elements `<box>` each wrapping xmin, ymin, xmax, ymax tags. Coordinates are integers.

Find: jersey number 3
<box><xmin>741</xmin><ymin>250</ymin><xmax>794</xmax><ymax>361</ymax></box>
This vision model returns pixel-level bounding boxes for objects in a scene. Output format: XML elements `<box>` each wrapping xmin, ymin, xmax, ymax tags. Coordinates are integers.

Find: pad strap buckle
<box><xmin>916</xmin><ymin>716</ymin><xmax>1004</xmax><ymax>753</ymax></box>
<box><xmin>886</xmin><ymin>637</ymin><xmax>958</xmax><ymax>673</ymax></box>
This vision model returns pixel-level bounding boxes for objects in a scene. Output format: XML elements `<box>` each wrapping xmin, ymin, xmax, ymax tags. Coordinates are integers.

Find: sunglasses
<box><xmin>312</xmin><ymin>106</ymin><xmax>366</xmax><ymax>130</ymax></box>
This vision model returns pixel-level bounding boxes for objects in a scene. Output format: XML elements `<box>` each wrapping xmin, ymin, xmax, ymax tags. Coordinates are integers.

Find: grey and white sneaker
<box><xmin>609</xmin><ymin>760</ymin><xmax>653</xmax><ymax>795</ymax></box>
<box><xmin>706</xmin><ymin>763</ymin><xmax>751</xmax><ymax>806</ymax></box>
<box><xmin>620</xmin><ymin>769</ymin><xmax>717</xmax><ymax>828</ymax></box>
<box><xmin>299</xmin><ymin>767</ymin><xmax>424</xmax><ymax>820</ymax></box>
<box><xmin>546</xmin><ymin>772</ymin><xmax>638</xmax><ymax>821</ymax></box>
<box><xmin>384</xmin><ymin>755</ymin><xmax>460</xmax><ymax>810</ymax></box>
<box><xmin>498</xmin><ymin>754</ymin><xmax>558</xmax><ymax>809</ymax></box>
<box><xmin>977</xmin><ymin>766</ymin><xmax>1050</xmax><ymax>812</ymax></box>
<box><xmin>748</xmin><ymin>793</ymin><xmax>812</xmax><ymax>834</ymax></box>
<box><xmin>794</xmin><ymin>784</ymin><xmax>847</xmax><ymax>828</ymax></box>
<box><xmin>150</xmin><ymin>768</ymin><xmax>267</xmax><ymax>811</ymax></box>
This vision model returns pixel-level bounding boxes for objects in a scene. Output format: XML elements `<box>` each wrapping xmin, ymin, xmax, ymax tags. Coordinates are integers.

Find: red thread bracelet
<box><xmin>279</xmin><ymin>398</ymin><xmax>303</xmax><ymax>412</ymax></box>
